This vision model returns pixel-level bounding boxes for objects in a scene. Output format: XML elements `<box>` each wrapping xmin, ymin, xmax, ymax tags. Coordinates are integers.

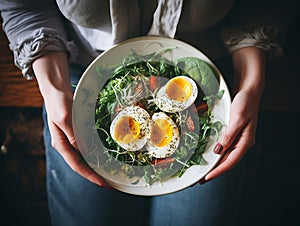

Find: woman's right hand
<box><xmin>33</xmin><ymin>51</ymin><xmax>110</xmax><ymax>189</ymax></box>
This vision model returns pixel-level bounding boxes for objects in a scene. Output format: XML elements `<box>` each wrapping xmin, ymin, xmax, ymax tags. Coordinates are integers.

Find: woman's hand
<box><xmin>33</xmin><ymin>52</ymin><xmax>110</xmax><ymax>188</ymax></box>
<box><xmin>200</xmin><ymin>46</ymin><xmax>267</xmax><ymax>184</ymax></box>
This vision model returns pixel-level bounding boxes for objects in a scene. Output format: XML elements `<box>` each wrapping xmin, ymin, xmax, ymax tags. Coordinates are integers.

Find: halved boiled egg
<box><xmin>155</xmin><ymin>76</ymin><xmax>198</xmax><ymax>113</ymax></box>
<box><xmin>110</xmin><ymin>106</ymin><xmax>151</xmax><ymax>151</ymax></box>
<box><xmin>146</xmin><ymin>112</ymin><xmax>180</xmax><ymax>158</ymax></box>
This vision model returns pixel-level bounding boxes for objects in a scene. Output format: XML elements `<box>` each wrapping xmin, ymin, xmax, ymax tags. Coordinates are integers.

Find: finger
<box><xmin>56</xmin><ymin>112</ymin><xmax>79</xmax><ymax>150</ymax></box>
<box><xmin>203</xmin><ymin>123</ymin><xmax>255</xmax><ymax>182</ymax></box>
<box><xmin>207</xmin><ymin>146</ymin><xmax>242</xmax><ymax>180</ymax></box>
<box><xmin>199</xmin><ymin>147</ymin><xmax>241</xmax><ymax>185</ymax></box>
<box><xmin>214</xmin><ymin>115</ymin><xmax>246</xmax><ymax>155</ymax></box>
<box><xmin>61</xmin><ymin>146</ymin><xmax>111</xmax><ymax>189</ymax></box>
<box><xmin>48</xmin><ymin>122</ymin><xmax>111</xmax><ymax>189</ymax></box>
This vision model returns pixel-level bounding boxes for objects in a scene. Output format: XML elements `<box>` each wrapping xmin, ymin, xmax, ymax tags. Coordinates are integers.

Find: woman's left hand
<box><xmin>200</xmin><ymin>46</ymin><xmax>267</xmax><ymax>184</ymax></box>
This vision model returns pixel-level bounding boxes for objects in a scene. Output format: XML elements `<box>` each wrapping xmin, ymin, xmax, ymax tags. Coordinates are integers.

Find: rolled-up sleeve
<box><xmin>221</xmin><ymin>26</ymin><xmax>284</xmax><ymax>59</ymax></box>
<box><xmin>0</xmin><ymin>0</ymin><xmax>77</xmax><ymax>79</ymax></box>
<box><xmin>220</xmin><ymin>0</ymin><xmax>299</xmax><ymax>60</ymax></box>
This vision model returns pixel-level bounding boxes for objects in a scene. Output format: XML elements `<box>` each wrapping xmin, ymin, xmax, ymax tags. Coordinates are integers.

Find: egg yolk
<box><xmin>166</xmin><ymin>77</ymin><xmax>193</xmax><ymax>102</ymax></box>
<box><xmin>150</xmin><ymin>119</ymin><xmax>173</xmax><ymax>147</ymax></box>
<box><xmin>114</xmin><ymin>116</ymin><xmax>140</xmax><ymax>144</ymax></box>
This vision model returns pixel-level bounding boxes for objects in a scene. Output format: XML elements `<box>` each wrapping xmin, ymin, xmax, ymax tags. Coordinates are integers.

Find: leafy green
<box><xmin>175</xmin><ymin>57</ymin><xmax>220</xmax><ymax>95</ymax></box>
<box><xmin>94</xmin><ymin>50</ymin><xmax>224</xmax><ymax>185</ymax></box>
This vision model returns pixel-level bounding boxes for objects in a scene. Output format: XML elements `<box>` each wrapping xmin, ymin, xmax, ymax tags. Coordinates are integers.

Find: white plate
<box><xmin>72</xmin><ymin>36</ymin><xmax>231</xmax><ymax>196</ymax></box>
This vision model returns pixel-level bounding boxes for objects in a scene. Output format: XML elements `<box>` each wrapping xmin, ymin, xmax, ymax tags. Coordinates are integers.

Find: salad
<box><xmin>94</xmin><ymin>49</ymin><xmax>224</xmax><ymax>185</ymax></box>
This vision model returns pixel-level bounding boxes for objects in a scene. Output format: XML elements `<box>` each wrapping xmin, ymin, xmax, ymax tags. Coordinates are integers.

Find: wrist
<box><xmin>232</xmin><ymin>47</ymin><xmax>267</xmax><ymax>96</ymax></box>
<box><xmin>32</xmin><ymin>51</ymin><xmax>72</xmax><ymax>100</ymax></box>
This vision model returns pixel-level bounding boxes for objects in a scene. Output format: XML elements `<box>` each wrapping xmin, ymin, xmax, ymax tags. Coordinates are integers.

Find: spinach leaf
<box><xmin>175</xmin><ymin>57</ymin><xmax>220</xmax><ymax>95</ymax></box>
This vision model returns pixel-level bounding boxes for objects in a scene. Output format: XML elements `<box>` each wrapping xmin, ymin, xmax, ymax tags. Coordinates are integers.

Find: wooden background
<box><xmin>0</xmin><ymin>19</ymin><xmax>49</xmax><ymax>225</ymax></box>
<box><xmin>0</xmin><ymin>22</ymin><xmax>43</xmax><ymax>107</ymax></box>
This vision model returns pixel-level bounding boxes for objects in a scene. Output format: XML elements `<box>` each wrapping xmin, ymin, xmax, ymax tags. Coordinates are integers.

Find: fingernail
<box><xmin>190</xmin><ymin>182</ymin><xmax>198</xmax><ymax>187</ymax></box>
<box><xmin>214</xmin><ymin>143</ymin><xmax>223</xmax><ymax>154</ymax></box>
<box><xmin>199</xmin><ymin>178</ymin><xmax>206</xmax><ymax>184</ymax></box>
<box><xmin>96</xmin><ymin>181</ymin><xmax>112</xmax><ymax>190</ymax></box>
<box><xmin>199</xmin><ymin>177</ymin><xmax>212</xmax><ymax>185</ymax></box>
<box><xmin>96</xmin><ymin>180</ymin><xmax>111</xmax><ymax>189</ymax></box>
<box><xmin>104</xmin><ymin>185</ymin><xmax>113</xmax><ymax>191</ymax></box>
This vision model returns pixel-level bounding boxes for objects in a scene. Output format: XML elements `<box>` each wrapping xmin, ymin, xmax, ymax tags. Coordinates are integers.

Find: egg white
<box><xmin>155</xmin><ymin>76</ymin><xmax>198</xmax><ymax>113</ymax></box>
<box><xmin>110</xmin><ymin>106</ymin><xmax>151</xmax><ymax>151</ymax></box>
<box><xmin>146</xmin><ymin>112</ymin><xmax>180</xmax><ymax>158</ymax></box>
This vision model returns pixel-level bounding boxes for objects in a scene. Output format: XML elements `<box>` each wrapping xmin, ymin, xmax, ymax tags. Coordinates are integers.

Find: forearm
<box><xmin>31</xmin><ymin>50</ymin><xmax>109</xmax><ymax>188</ymax></box>
<box><xmin>232</xmin><ymin>46</ymin><xmax>267</xmax><ymax>103</ymax></box>
<box><xmin>33</xmin><ymin>51</ymin><xmax>73</xmax><ymax>103</ymax></box>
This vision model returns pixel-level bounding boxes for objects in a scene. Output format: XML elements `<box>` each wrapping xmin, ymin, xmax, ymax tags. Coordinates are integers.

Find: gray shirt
<box><xmin>0</xmin><ymin>0</ymin><xmax>293</xmax><ymax>79</ymax></box>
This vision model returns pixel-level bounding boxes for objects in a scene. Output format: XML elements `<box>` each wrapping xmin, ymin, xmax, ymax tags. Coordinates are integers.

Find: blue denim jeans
<box><xmin>43</xmin><ymin>64</ymin><xmax>247</xmax><ymax>226</ymax></box>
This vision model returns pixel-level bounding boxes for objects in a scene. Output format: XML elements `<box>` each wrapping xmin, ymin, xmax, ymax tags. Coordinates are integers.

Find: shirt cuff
<box><xmin>222</xmin><ymin>26</ymin><xmax>284</xmax><ymax>60</ymax></box>
<box><xmin>10</xmin><ymin>28</ymin><xmax>78</xmax><ymax>80</ymax></box>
